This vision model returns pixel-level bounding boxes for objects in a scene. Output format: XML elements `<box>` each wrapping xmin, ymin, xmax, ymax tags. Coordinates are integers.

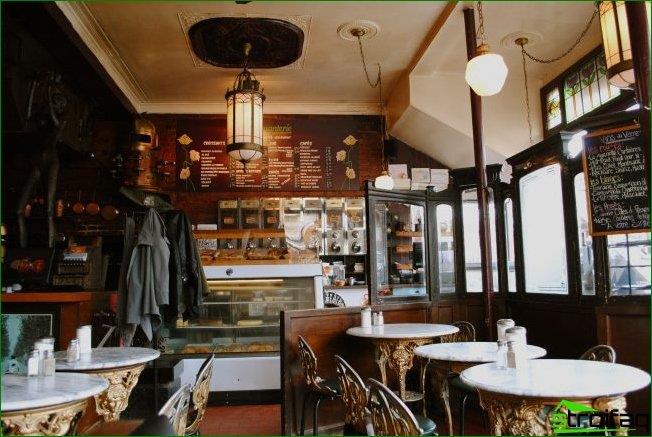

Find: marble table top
<box><xmin>346</xmin><ymin>323</ymin><xmax>459</xmax><ymax>339</ymax></box>
<box><xmin>1</xmin><ymin>373</ymin><xmax>109</xmax><ymax>412</ymax></box>
<box><xmin>415</xmin><ymin>341</ymin><xmax>547</xmax><ymax>362</ymax></box>
<box><xmin>54</xmin><ymin>347</ymin><xmax>160</xmax><ymax>371</ymax></box>
<box><xmin>460</xmin><ymin>359</ymin><xmax>651</xmax><ymax>398</ymax></box>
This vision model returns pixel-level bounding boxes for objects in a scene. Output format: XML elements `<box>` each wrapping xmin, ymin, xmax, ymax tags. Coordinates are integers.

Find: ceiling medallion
<box><xmin>500</xmin><ymin>31</ymin><xmax>544</xmax><ymax>49</ymax></box>
<box><xmin>337</xmin><ymin>20</ymin><xmax>380</xmax><ymax>41</ymax></box>
<box><xmin>187</xmin><ymin>17</ymin><xmax>305</xmax><ymax>69</ymax></box>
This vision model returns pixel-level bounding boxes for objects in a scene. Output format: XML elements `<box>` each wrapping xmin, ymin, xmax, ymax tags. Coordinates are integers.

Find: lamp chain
<box><xmin>519</xmin><ymin>43</ymin><xmax>534</xmax><ymax>144</ymax></box>
<box><xmin>476</xmin><ymin>1</ymin><xmax>486</xmax><ymax>45</ymax></box>
<box><xmin>355</xmin><ymin>32</ymin><xmax>389</xmax><ymax>170</ymax></box>
<box><xmin>516</xmin><ymin>5</ymin><xmax>598</xmax><ymax>143</ymax></box>
<box><xmin>521</xmin><ymin>5</ymin><xmax>599</xmax><ymax>64</ymax></box>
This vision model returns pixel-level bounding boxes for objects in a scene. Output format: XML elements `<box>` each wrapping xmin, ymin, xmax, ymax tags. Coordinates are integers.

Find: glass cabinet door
<box><xmin>164</xmin><ymin>277</ymin><xmax>315</xmax><ymax>355</ymax></box>
<box><xmin>371</xmin><ymin>201</ymin><xmax>428</xmax><ymax>302</ymax></box>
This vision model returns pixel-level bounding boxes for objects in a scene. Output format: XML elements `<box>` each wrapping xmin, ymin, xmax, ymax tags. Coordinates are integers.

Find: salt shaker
<box><xmin>42</xmin><ymin>350</ymin><xmax>56</xmax><ymax>376</ymax></box>
<box><xmin>495</xmin><ymin>340</ymin><xmax>508</xmax><ymax>369</ymax></box>
<box><xmin>67</xmin><ymin>338</ymin><xmax>81</xmax><ymax>363</ymax></box>
<box><xmin>496</xmin><ymin>319</ymin><xmax>515</xmax><ymax>341</ymax></box>
<box><xmin>372</xmin><ymin>312</ymin><xmax>379</xmax><ymax>326</ymax></box>
<box><xmin>27</xmin><ymin>349</ymin><xmax>40</xmax><ymax>377</ymax></box>
<box><xmin>377</xmin><ymin>311</ymin><xmax>384</xmax><ymax>326</ymax></box>
<box><xmin>361</xmin><ymin>307</ymin><xmax>372</xmax><ymax>328</ymax></box>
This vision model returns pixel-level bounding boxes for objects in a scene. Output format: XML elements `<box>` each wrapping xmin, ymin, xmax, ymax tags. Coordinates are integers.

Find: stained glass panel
<box><xmin>545</xmin><ymin>88</ymin><xmax>562</xmax><ymax>130</ymax></box>
<box><xmin>563</xmin><ymin>52</ymin><xmax>620</xmax><ymax>123</ymax></box>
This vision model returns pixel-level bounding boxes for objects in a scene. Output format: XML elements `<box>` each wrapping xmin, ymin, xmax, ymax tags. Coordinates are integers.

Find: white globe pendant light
<box><xmin>465</xmin><ymin>43</ymin><xmax>508</xmax><ymax>96</ymax></box>
<box><xmin>374</xmin><ymin>170</ymin><xmax>394</xmax><ymax>190</ymax></box>
<box><xmin>465</xmin><ymin>2</ymin><xmax>508</xmax><ymax>97</ymax></box>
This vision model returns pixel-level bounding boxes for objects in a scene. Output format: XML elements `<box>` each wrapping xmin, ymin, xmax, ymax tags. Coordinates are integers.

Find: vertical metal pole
<box><xmin>464</xmin><ymin>7</ymin><xmax>495</xmax><ymax>340</ymax></box>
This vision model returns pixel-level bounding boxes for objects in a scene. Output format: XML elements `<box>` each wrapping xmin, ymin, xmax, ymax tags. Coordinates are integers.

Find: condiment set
<box><xmin>495</xmin><ymin>318</ymin><xmax>528</xmax><ymax>369</ymax></box>
<box><xmin>27</xmin><ymin>325</ymin><xmax>93</xmax><ymax>377</ymax></box>
<box><xmin>360</xmin><ymin>307</ymin><xmax>384</xmax><ymax>327</ymax></box>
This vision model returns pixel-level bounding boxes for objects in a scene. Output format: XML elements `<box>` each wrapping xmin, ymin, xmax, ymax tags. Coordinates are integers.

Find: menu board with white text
<box><xmin>176</xmin><ymin>115</ymin><xmax>379</xmax><ymax>192</ymax></box>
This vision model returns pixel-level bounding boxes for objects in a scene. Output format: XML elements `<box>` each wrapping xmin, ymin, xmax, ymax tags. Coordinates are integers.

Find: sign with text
<box><xmin>176</xmin><ymin>115</ymin><xmax>377</xmax><ymax>192</ymax></box>
<box><xmin>582</xmin><ymin>123</ymin><xmax>650</xmax><ymax>236</ymax></box>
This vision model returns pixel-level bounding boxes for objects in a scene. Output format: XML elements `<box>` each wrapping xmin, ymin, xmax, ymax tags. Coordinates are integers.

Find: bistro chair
<box><xmin>185</xmin><ymin>354</ymin><xmax>215</xmax><ymax>435</ymax></box>
<box><xmin>580</xmin><ymin>345</ymin><xmax>616</xmax><ymax>363</ymax></box>
<box><xmin>297</xmin><ymin>336</ymin><xmax>342</xmax><ymax>435</ymax></box>
<box><xmin>334</xmin><ymin>355</ymin><xmax>371</xmax><ymax>435</ymax></box>
<box><xmin>324</xmin><ymin>291</ymin><xmax>346</xmax><ymax>308</ymax></box>
<box><xmin>367</xmin><ymin>378</ymin><xmax>437</xmax><ymax>436</ymax></box>
<box><xmin>440</xmin><ymin>321</ymin><xmax>476</xmax><ymax>435</ymax></box>
<box><xmin>159</xmin><ymin>383</ymin><xmax>192</xmax><ymax>436</ymax></box>
<box><xmin>440</xmin><ymin>321</ymin><xmax>476</xmax><ymax>343</ymax></box>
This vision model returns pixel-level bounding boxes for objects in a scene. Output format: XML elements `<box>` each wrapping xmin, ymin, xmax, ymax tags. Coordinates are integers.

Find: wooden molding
<box><xmin>142</xmin><ymin>100</ymin><xmax>382</xmax><ymax>115</ymax></box>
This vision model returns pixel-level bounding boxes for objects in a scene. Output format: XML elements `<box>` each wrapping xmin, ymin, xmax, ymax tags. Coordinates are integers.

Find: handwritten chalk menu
<box><xmin>582</xmin><ymin>123</ymin><xmax>650</xmax><ymax>236</ymax></box>
<box><xmin>176</xmin><ymin>115</ymin><xmax>377</xmax><ymax>192</ymax></box>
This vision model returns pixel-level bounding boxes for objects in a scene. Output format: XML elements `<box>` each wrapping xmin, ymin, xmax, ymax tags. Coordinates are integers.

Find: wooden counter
<box><xmin>1</xmin><ymin>290</ymin><xmax>115</xmax><ymax>350</ymax></box>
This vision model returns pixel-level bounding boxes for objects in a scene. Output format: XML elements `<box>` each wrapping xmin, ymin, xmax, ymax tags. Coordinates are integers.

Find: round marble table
<box><xmin>1</xmin><ymin>373</ymin><xmax>109</xmax><ymax>436</ymax></box>
<box><xmin>460</xmin><ymin>359</ymin><xmax>651</xmax><ymax>436</ymax></box>
<box><xmin>346</xmin><ymin>323</ymin><xmax>459</xmax><ymax>402</ymax></box>
<box><xmin>415</xmin><ymin>342</ymin><xmax>547</xmax><ymax>435</ymax></box>
<box><xmin>54</xmin><ymin>347</ymin><xmax>160</xmax><ymax>422</ymax></box>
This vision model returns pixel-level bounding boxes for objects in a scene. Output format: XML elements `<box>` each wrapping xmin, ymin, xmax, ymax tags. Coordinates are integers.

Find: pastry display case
<box><xmin>163</xmin><ymin>263</ymin><xmax>323</xmax><ymax>355</ymax></box>
<box><xmin>366</xmin><ymin>184</ymin><xmax>430</xmax><ymax>303</ymax></box>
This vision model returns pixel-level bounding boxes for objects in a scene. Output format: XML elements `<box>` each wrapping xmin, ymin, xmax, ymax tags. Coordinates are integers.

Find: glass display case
<box><xmin>366</xmin><ymin>186</ymin><xmax>429</xmax><ymax>303</ymax></box>
<box><xmin>163</xmin><ymin>263</ymin><xmax>323</xmax><ymax>355</ymax></box>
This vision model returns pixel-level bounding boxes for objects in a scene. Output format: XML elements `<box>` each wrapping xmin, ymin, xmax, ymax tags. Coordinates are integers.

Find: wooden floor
<box><xmin>199</xmin><ymin>404</ymin><xmax>488</xmax><ymax>435</ymax></box>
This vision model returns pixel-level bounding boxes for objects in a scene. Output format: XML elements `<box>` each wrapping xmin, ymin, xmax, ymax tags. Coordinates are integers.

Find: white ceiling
<box><xmin>57</xmin><ymin>1</ymin><xmax>603</xmax><ymax>167</ymax></box>
<box><xmin>68</xmin><ymin>1</ymin><xmax>448</xmax><ymax>112</ymax></box>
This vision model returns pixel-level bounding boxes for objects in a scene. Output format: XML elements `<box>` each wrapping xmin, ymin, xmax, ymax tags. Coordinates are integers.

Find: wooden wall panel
<box><xmin>596</xmin><ymin>305</ymin><xmax>650</xmax><ymax>417</ymax></box>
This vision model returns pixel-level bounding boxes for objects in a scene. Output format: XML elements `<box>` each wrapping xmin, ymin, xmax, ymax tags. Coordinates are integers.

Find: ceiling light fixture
<box><xmin>225</xmin><ymin>42</ymin><xmax>265</xmax><ymax>171</ymax></box>
<box><xmin>345</xmin><ymin>25</ymin><xmax>394</xmax><ymax>191</ymax></box>
<box><xmin>598</xmin><ymin>1</ymin><xmax>638</xmax><ymax>89</ymax></box>
<box><xmin>465</xmin><ymin>1</ymin><xmax>508</xmax><ymax>97</ymax></box>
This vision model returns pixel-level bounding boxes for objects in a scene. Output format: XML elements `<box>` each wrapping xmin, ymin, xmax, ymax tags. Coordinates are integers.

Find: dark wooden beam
<box><xmin>463</xmin><ymin>7</ymin><xmax>495</xmax><ymax>340</ymax></box>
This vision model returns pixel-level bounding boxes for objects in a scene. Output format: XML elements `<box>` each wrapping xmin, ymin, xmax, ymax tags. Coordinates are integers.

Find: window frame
<box><xmin>540</xmin><ymin>46</ymin><xmax>635</xmax><ymax>139</ymax></box>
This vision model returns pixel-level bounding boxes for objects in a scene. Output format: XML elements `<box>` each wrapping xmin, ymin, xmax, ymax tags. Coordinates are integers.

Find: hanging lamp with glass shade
<box><xmin>226</xmin><ymin>43</ymin><xmax>265</xmax><ymax>170</ymax></box>
<box><xmin>464</xmin><ymin>1</ymin><xmax>508</xmax><ymax>96</ymax></box>
<box><xmin>598</xmin><ymin>1</ymin><xmax>635</xmax><ymax>89</ymax></box>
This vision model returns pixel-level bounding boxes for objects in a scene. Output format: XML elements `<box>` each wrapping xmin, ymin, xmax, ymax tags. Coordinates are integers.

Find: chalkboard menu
<box><xmin>176</xmin><ymin>115</ymin><xmax>378</xmax><ymax>192</ymax></box>
<box><xmin>582</xmin><ymin>123</ymin><xmax>650</xmax><ymax>236</ymax></box>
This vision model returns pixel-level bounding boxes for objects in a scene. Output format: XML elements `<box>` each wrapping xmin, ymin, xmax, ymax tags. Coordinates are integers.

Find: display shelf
<box><xmin>202</xmin><ymin>300</ymin><xmax>314</xmax><ymax>305</ymax></box>
<box><xmin>174</xmin><ymin>323</ymin><xmax>280</xmax><ymax>330</ymax></box>
<box><xmin>194</xmin><ymin>229</ymin><xmax>287</xmax><ymax>239</ymax></box>
<box><xmin>394</xmin><ymin>230</ymin><xmax>423</xmax><ymax>237</ymax></box>
<box><xmin>202</xmin><ymin>258</ymin><xmax>318</xmax><ymax>266</ymax></box>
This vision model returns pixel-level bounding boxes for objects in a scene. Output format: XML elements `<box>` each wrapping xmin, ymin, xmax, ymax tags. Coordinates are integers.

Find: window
<box><xmin>607</xmin><ymin>233</ymin><xmax>651</xmax><ymax>296</ymax></box>
<box><xmin>436</xmin><ymin>204</ymin><xmax>455</xmax><ymax>294</ymax></box>
<box><xmin>504</xmin><ymin>198</ymin><xmax>517</xmax><ymax>292</ymax></box>
<box><xmin>520</xmin><ymin>164</ymin><xmax>568</xmax><ymax>294</ymax></box>
<box><xmin>542</xmin><ymin>48</ymin><xmax>622</xmax><ymax>134</ymax></box>
<box><xmin>564</xmin><ymin>52</ymin><xmax>620</xmax><ymax>122</ymax></box>
<box><xmin>545</xmin><ymin>88</ymin><xmax>562</xmax><ymax>130</ymax></box>
<box><xmin>574</xmin><ymin>174</ymin><xmax>595</xmax><ymax>295</ymax></box>
<box><xmin>462</xmin><ymin>189</ymin><xmax>498</xmax><ymax>292</ymax></box>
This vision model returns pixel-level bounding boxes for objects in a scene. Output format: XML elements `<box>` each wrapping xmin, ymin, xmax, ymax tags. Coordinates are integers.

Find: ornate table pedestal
<box><xmin>477</xmin><ymin>391</ymin><xmax>628</xmax><ymax>436</ymax></box>
<box><xmin>1</xmin><ymin>399</ymin><xmax>88</xmax><ymax>436</ymax></box>
<box><xmin>373</xmin><ymin>337</ymin><xmax>432</xmax><ymax>402</ymax></box>
<box><xmin>85</xmin><ymin>362</ymin><xmax>146</xmax><ymax>422</ymax></box>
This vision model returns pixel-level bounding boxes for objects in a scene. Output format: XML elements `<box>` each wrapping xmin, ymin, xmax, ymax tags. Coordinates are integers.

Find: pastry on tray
<box><xmin>237</xmin><ymin>319</ymin><xmax>264</xmax><ymax>326</ymax></box>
